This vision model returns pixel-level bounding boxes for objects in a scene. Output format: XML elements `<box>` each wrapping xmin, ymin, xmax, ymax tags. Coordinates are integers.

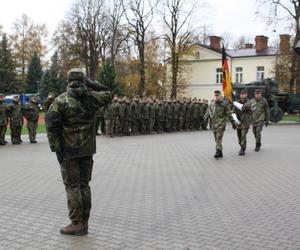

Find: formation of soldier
<box><xmin>96</xmin><ymin>96</ymin><xmax>210</xmax><ymax>137</ymax></box>
<box><xmin>0</xmin><ymin>94</ymin><xmax>40</xmax><ymax>145</ymax></box>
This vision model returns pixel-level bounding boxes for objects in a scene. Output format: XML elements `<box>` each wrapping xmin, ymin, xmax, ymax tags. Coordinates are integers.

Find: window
<box><xmin>256</xmin><ymin>66</ymin><xmax>265</xmax><ymax>81</ymax></box>
<box><xmin>216</xmin><ymin>68</ymin><xmax>222</xmax><ymax>84</ymax></box>
<box><xmin>235</xmin><ymin>67</ymin><xmax>243</xmax><ymax>83</ymax></box>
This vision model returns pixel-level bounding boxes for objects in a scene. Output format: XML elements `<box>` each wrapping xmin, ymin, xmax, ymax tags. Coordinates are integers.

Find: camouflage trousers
<box><xmin>123</xmin><ymin>120</ymin><xmax>131</xmax><ymax>135</ymax></box>
<box><xmin>141</xmin><ymin>119</ymin><xmax>149</xmax><ymax>134</ymax></box>
<box><xmin>115</xmin><ymin>117</ymin><xmax>123</xmax><ymax>135</ymax></box>
<box><xmin>213</xmin><ymin>126</ymin><xmax>225</xmax><ymax>150</ymax></box>
<box><xmin>10</xmin><ymin>125</ymin><xmax>22</xmax><ymax>143</ymax></box>
<box><xmin>131</xmin><ymin>119</ymin><xmax>140</xmax><ymax>134</ymax></box>
<box><xmin>0</xmin><ymin>125</ymin><xmax>7</xmax><ymax>144</ymax></box>
<box><xmin>252</xmin><ymin>121</ymin><xmax>264</xmax><ymax>145</ymax></box>
<box><xmin>60</xmin><ymin>155</ymin><xmax>93</xmax><ymax>223</ymax></box>
<box><xmin>105</xmin><ymin>119</ymin><xmax>114</xmax><ymax>136</ymax></box>
<box><xmin>237</xmin><ymin>127</ymin><xmax>249</xmax><ymax>150</ymax></box>
<box><xmin>164</xmin><ymin>120</ymin><xmax>171</xmax><ymax>132</ymax></box>
<box><xmin>27</xmin><ymin>120</ymin><xmax>38</xmax><ymax>142</ymax></box>
<box><xmin>149</xmin><ymin>118</ymin><xmax>155</xmax><ymax>132</ymax></box>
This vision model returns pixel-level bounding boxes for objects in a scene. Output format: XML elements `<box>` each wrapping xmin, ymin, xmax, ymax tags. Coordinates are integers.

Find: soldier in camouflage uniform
<box><xmin>185</xmin><ymin>99</ymin><xmax>192</xmax><ymax>130</ymax></box>
<box><xmin>163</xmin><ymin>100</ymin><xmax>171</xmax><ymax>132</ymax></box>
<box><xmin>177</xmin><ymin>99</ymin><xmax>185</xmax><ymax>131</ymax></box>
<box><xmin>46</xmin><ymin>68</ymin><xmax>111</xmax><ymax>236</ymax></box>
<box><xmin>104</xmin><ymin>102</ymin><xmax>114</xmax><ymax>137</ymax></box>
<box><xmin>23</xmin><ymin>96</ymin><xmax>39</xmax><ymax>143</ymax></box>
<box><xmin>141</xmin><ymin>98</ymin><xmax>149</xmax><ymax>134</ymax></box>
<box><xmin>113</xmin><ymin>97</ymin><xmax>124</xmax><ymax>136</ymax></box>
<box><xmin>233</xmin><ymin>89</ymin><xmax>252</xmax><ymax>155</ymax></box>
<box><xmin>130</xmin><ymin>97</ymin><xmax>140</xmax><ymax>135</ymax></box>
<box><xmin>191</xmin><ymin>98</ymin><xmax>199</xmax><ymax>130</ymax></box>
<box><xmin>148</xmin><ymin>99</ymin><xmax>156</xmax><ymax>134</ymax></box>
<box><xmin>123</xmin><ymin>97</ymin><xmax>131</xmax><ymax>136</ymax></box>
<box><xmin>202</xmin><ymin>99</ymin><xmax>209</xmax><ymax>130</ymax></box>
<box><xmin>243</xmin><ymin>89</ymin><xmax>270</xmax><ymax>152</ymax></box>
<box><xmin>8</xmin><ymin>96</ymin><xmax>23</xmax><ymax>145</ymax></box>
<box><xmin>0</xmin><ymin>94</ymin><xmax>8</xmax><ymax>145</ymax></box>
<box><xmin>170</xmin><ymin>99</ymin><xmax>178</xmax><ymax>132</ymax></box>
<box><xmin>206</xmin><ymin>90</ymin><xmax>235</xmax><ymax>159</ymax></box>
<box><xmin>95</xmin><ymin>107</ymin><xmax>105</xmax><ymax>135</ymax></box>
<box><xmin>154</xmin><ymin>99</ymin><xmax>164</xmax><ymax>133</ymax></box>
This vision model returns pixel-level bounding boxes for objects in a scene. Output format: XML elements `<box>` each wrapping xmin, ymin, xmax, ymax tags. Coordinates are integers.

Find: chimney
<box><xmin>255</xmin><ymin>35</ymin><xmax>268</xmax><ymax>52</ymax></box>
<box><xmin>279</xmin><ymin>34</ymin><xmax>291</xmax><ymax>55</ymax></box>
<box><xmin>209</xmin><ymin>36</ymin><xmax>221</xmax><ymax>50</ymax></box>
<box><xmin>245</xmin><ymin>43</ymin><xmax>254</xmax><ymax>49</ymax></box>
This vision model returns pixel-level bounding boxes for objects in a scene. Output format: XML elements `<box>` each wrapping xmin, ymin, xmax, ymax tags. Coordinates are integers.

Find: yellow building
<box><xmin>166</xmin><ymin>35</ymin><xmax>290</xmax><ymax>100</ymax></box>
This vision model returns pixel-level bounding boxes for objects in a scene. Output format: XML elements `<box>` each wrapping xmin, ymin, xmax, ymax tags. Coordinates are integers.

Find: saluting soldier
<box><xmin>46</xmin><ymin>68</ymin><xmax>111</xmax><ymax>236</ymax></box>
<box><xmin>243</xmin><ymin>89</ymin><xmax>270</xmax><ymax>152</ymax></box>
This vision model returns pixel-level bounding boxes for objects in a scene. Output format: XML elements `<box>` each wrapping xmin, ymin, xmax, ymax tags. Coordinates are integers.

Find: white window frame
<box><xmin>235</xmin><ymin>67</ymin><xmax>243</xmax><ymax>83</ymax></box>
<box><xmin>256</xmin><ymin>66</ymin><xmax>265</xmax><ymax>81</ymax></box>
<box><xmin>216</xmin><ymin>68</ymin><xmax>222</xmax><ymax>84</ymax></box>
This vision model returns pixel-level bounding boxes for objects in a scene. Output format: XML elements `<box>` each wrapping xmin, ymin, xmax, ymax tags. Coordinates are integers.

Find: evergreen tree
<box><xmin>40</xmin><ymin>51</ymin><xmax>65</xmax><ymax>99</ymax></box>
<box><xmin>0</xmin><ymin>34</ymin><xmax>16</xmax><ymax>94</ymax></box>
<box><xmin>26</xmin><ymin>52</ymin><xmax>43</xmax><ymax>93</ymax></box>
<box><xmin>98</xmin><ymin>62</ymin><xmax>122</xmax><ymax>95</ymax></box>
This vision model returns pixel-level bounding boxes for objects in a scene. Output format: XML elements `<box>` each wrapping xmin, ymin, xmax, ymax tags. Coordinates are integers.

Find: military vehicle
<box><xmin>233</xmin><ymin>79</ymin><xmax>300</xmax><ymax>123</ymax></box>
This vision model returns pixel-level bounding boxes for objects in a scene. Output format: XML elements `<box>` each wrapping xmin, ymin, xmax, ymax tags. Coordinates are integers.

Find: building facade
<box><xmin>166</xmin><ymin>35</ymin><xmax>290</xmax><ymax>100</ymax></box>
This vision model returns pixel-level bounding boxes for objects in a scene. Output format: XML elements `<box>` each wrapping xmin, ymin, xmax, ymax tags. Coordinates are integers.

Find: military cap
<box><xmin>214</xmin><ymin>90</ymin><xmax>221</xmax><ymax>95</ymax></box>
<box><xmin>67</xmin><ymin>68</ymin><xmax>85</xmax><ymax>81</ymax></box>
<box><xmin>255</xmin><ymin>89</ymin><xmax>262</xmax><ymax>94</ymax></box>
<box><xmin>240</xmin><ymin>89</ymin><xmax>248</xmax><ymax>94</ymax></box>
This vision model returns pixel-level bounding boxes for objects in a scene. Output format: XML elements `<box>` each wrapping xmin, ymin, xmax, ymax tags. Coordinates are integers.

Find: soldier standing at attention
<box><xmin>46</xmin><ymin>68</ymin><xmax>111</xmax><ymax>236</ymax></box>
<box><xmin>8</xmin><ymin>96</ymin><xmax>23</xmax><ymax>145</ymax></box>
<box><xmin>206</xmin><ymin>90</ymin><xmax>235</xmax><ymax>159</ymax></box>
<box><xmin>123</xmin><ymin>97</ymin><xmax>131</xmax><ymax>136</ymax></box>
<box><xmin>0</xmin><ymin>94</ymin><xmax>8</xmax><ymax>145</ymax></box>
<box><xmin>233</xmin><ymin>89</ymin><xmax>252</xmax><ymax>155</ymax></box>
<box><xmin>23</xmin><ymin>96</ymin><xmax>39</xmax><ymax>143</ymax></box>
<box><xmin>148</xmin><ymin>99</ymin><xmax>156</xmax><ymax>134</ymax></box>
<box><xmin>104</xmin><ymin>102</ymin><xmax>114</xmax><ymax>137</ymax></box>
<box><xmin>243</xmin><ymin>89</ymin><xmax>270</xmax><ymax>152</ymax></box>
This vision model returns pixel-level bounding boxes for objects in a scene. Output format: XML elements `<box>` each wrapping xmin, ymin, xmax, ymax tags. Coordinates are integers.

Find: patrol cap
<box><xmin>255</xmin><ymin>89</ymin><xmax>262</xmax><ymax>94</ymax></box>
<box><xmin>240</xmin><ymin>89</ymin><xmax>248</xmax><ymax>94</ymax></box>
<box><xmin>214</xmin><ymin>90</ymin><xmax>221</xmax><ymax>95</ymax></box>
<box><xmin>67</xmin><ymin>68</ymin><xmax>85</xmax><ymax>81</ymax></box>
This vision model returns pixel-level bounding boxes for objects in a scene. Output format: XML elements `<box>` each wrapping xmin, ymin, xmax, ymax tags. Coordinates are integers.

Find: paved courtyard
<box><xmin>0</xmin><ymin>125</ymin><xmax>300</xmax><ymax>250</ymax></box>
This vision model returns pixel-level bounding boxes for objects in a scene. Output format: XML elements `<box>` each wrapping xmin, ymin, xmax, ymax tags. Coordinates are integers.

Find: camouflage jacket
<box><xmin>130</xmin><ymin>101</ymin><xmax>140</xmax><ymax>120</ymax></box>
<box><xmin>43</xmin><ymin>97</ymin><xmax>55</xmax><ymax>112</ymax></box>
<box><xmin>155</xmin><ymin>104</ymin><xmax>164</xmax><ymax>121</ymax></box>
<box><xmin>207</xmin><ymin>99</ymin><xmax>233</xmax><ymax>131</ymax></box>
<box><xmin>23</xmin><ymin>102</ymin><xmax>39</xmax><ymax>122</ymax></box>
<box><xmin>233</xmin><ymin>98</ymin><xmax>252</xmax><ymax>128</ymax></box>
<box><xmin>149</xmin><ymin>104</ymin><xmax>156</xmax><ymax>120</ymax></box>
<box><xmin>243</xmin><ymin>97</ymin><xmax>270</xmax><ymax>123</ymax></box>
<box><xmin>191</xmin><ymin>103</ymin><xmax>199</xmax><ymax>119</ymax></box>
<box><xmin>163</xmin><ymin>103</ymin><xmax>172</xmax><ymax>120</ymax></box>
<box><xmin>141</xmin><ymin>103</ymin><xmax>149</xmax><ymax>119</ymax></box>
<box><xmin>46</xmin><ymin>81</ymin><xmax>111</xmax><ymax>158</ymax></box>
<box><xmin>0</xmin><ymin>102</ymin><xmax>8</xmax><ymax>126</ymax></box>
<box><xmin>124</xmin><ymin>103</ymin><xmax>132</xmax><ymax>121</ymax></box>
<box><xmin>185</xmin><ymin>103</ymin><xmax>192</xmax><ymax>119</ymax></box>
<box><xmin>7</xmin><ymin>102</ymin><xmax>23</xmax><ymax>126</ymax></box>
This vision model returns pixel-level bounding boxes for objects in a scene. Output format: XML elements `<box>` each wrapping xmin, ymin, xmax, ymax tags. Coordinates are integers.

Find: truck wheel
<box><xmin>270</xmin><ymin>107</ymin><xmax>284</xmax><ymax>123</ymax></box>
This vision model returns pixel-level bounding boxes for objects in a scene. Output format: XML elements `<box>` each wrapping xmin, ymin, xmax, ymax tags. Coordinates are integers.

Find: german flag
<box><xmin>222</xmin><ymin>46</ymin><xmax>233</xmax><ymax>102</ymax></box>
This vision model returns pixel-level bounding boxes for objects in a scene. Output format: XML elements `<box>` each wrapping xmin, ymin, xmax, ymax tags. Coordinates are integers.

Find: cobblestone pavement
<box><xmin>1</xmin><ymin>125</ymin><xmax>300</xmax><ymax>250</ymax></box>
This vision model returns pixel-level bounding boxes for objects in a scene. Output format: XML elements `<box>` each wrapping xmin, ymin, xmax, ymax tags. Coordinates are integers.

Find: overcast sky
<box><xmin>0</xmin><ymin>0</ymin><xmax>292</xmax><ymax>44</ymax></box>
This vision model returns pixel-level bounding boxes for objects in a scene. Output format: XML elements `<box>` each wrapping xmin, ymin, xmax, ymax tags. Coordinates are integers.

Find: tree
<box><xmin>10</xmin><ymin>14</ymin><xmax>48</xmax><ymax>84</ymax></box>
<box><xmin>124</xmin><ymin>0</ymin><xmax>158</xmax><ymax>96</ymax></box>
<box><xmin>233</xmin><ymin>35</ymin><xmax>252</xmax><ymax>49</ymax></box>
<box><xmin>40</xmin><ymin>51</ymin><xmax>66</xmax><ymax>99</ymax></box>
<box><xmin>68</xmin><ymin>0</ymin><xmax>108</xmax><ymax>80</ymax></box>
<box><xmin>26</xmin><ymin>52</ymin><xmax>43</xmax><ymax>93</ymax></box>
<box><xmin>0</xmin><ymin>34</ymin><xmax>17</xmax><ymax>94</ymax></box>
<box><xmin>256</xmin><ymin>0</ymin><xmax>300</xmax><ymax>93</ymax></box>
<box><xmin>162</xmin><ymin>0</ymin><xmax>197</xmax><ymax>98</ymax></box>
<box><xmin>98</xmin><ymin>62</ymin><xmax>122</xmax><ymax>95</ymax></box>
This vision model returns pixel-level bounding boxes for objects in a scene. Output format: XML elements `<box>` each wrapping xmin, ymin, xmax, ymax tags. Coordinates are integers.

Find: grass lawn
<box><xmin>5</xmin><ymin>124</ymin><xmax>47</xmax><ymax>135</ymax></box>
<box><xmin>282</xmin><ymin>114</ymin><xmax>300</xmax><ymax>122</ymax></box>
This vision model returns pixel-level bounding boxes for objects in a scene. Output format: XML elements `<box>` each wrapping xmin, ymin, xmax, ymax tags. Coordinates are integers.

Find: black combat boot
<box><xmin>214</xmin><ymin>149</ymin><xmax>223</xmax><ymax>159</ymax></box>
<box><xmin>60</xmin><ymin>222</ymin><xmax>85</xmax><ymax>236</ymax></box>
<box><xmin>255</xmin><ymin>143</ymin><xmax>261</xmax><ymax>152</ymax></box>
<box><xmin>239</xmin><ymin>148</ymin><xmax>245</xmax><ymax>156</ymax></box>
